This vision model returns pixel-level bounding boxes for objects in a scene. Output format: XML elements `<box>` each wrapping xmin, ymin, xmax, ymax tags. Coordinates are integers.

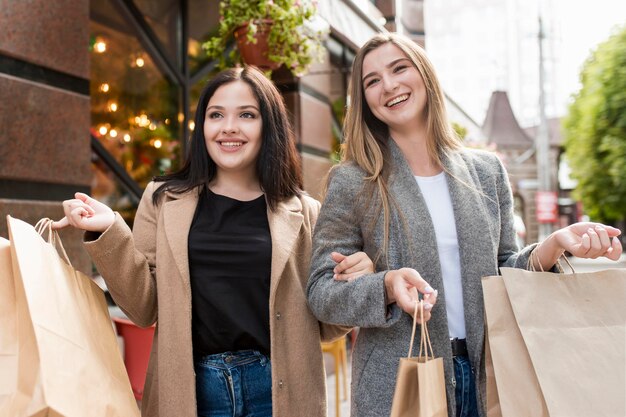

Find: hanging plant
<box><xmin>203</xmin><ymin>0</ymin><xmax>328</xmax><ymax>76</ymax></box>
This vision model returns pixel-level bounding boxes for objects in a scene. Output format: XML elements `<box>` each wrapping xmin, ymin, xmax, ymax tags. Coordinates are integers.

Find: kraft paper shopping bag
<box><xmin>390</xmin><ymin>301</ymin><xmax>448</xmax><ymax>417</ymax></box>
<box><xmin>501</xmin><ymin>264</ymin><xmax>626</xmax><ymax>417</ymax></box>
<box><xmin>0</xmin><ymin>237</ymin><xmax>18</xmax><ymax>411</ymax></box>
<box><xmin>482</xmin><ymin>274</ymin><xmax>549</xmax><ymax>417</ymax></box>
<box><xmin>3</xmin><ymin>216</ymin><xmax>139</xmax><ymax>417</ymax></box>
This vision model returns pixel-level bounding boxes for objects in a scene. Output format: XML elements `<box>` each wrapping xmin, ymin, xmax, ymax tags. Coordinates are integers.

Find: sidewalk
<box><xmin>566</xmin><ymin>253</ymin><xmax>626</xmax><ymax>272</ymax></box>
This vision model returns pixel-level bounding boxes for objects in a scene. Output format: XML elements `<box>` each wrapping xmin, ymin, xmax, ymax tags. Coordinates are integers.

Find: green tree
<box><xmin>563</xmin><ymin>25</ymin><xmax>626</xmax><ymax>222</ymax></box>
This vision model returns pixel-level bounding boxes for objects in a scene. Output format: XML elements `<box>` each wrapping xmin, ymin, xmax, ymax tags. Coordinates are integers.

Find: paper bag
<box><xmin>2</xmin><ymin>216</ymin><xmax>140</xmax><ymax>417</ymax></box>
<box><xmin>390</xmin><ymin>302</ymin><xmax>448</xmax><ymax>417</ymax></box>
<box><xmin>0</xmin><ymin>238</ymin><xmax>18</xmax><ymax>411</ymax></box>
<box><xmin>482</xmin><ymin>274</ymin><xmax>548</xmax><ymax>417</ymax></box>
<box><xmin>483</xmin><ymin>261</ymin><xmax>626</xmax><ymax>417</ymax></box>
<box><xmin>483</xmin><ymin>326</ymin><xmax>502</xmax><ymax>417</ymax></box>
<box><xmin>502</xmin><ymin>265</ymin><xmax>626</xmax><ymax>417</ymax></box>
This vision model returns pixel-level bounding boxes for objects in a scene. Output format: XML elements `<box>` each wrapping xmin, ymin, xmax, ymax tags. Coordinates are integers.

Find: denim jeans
<box><xmin>194</xmin><ymin>350</ymin><xmax>272</xmax><ymax>417</ymax></box>
<box><xmin>453</xmin><ymin>355</ymin><xmax>479</xmax><ymax>417</ymax></box>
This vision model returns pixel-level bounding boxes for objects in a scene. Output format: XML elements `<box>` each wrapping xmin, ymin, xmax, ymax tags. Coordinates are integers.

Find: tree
<box><xmin>563</xmin><ymin>25</ymin><xmax>626</xmax><ymax>222</ymax></box>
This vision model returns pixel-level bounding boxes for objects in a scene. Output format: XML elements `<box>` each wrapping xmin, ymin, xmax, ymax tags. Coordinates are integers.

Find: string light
<box><xmin>149</xmin><ymin>123</ymin><xmax>157</xmax><ymax>131</ymax></box>
<box><xmin>188</xmin><ymin>121</ymin><xmax>195</xmax><ymax>131</ymax></box>
<box><xmin>153</xmin><ymin>139</ymin><xmax>163</xmax><ymax>149</ymax></box>
<box><xmin>99</xmin><ymin>83</ymin><xmax>110</xmax><ymax>92</ymax></box>
<box><xmin>94</xmin><ymin>38</ymin><xmax>107</xmax><ymax>53</ymax></box>
<box><xmin>135</xmin><ymin>57</ymin><xmax>145</xmax><ymax>67</ymax></box>
<box><xmin>108</xmin><ymin>102</ymin><xmax>118</xmax><ymax>112</ymax></box>
<box><xmin>109</xmin><ymin>129</ymin><xmax>118</xmax><ymax>138</ymax></box>
<box><xmin>123</xmin><ymin>134</ymin><xmax>131</xmax><ymax>143</ymax></box>
<box><xmin>98</xmin><ymin>125</ymin><xmax>108</xmax><ymax>135</ymax></box>
<box><xmin>135</xmin><ymin>114</ymin><xmax>150</xmax><ymax>127</ymax></box>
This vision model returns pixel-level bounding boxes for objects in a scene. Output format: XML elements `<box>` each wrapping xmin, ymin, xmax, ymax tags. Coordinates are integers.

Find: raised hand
<box><xmin>52</xmin><ymin>192</ymin><xmax>115</xmax><ymax>232</ymax></box>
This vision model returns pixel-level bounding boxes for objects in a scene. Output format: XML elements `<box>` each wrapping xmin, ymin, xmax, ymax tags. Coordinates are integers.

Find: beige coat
<box><xmin>85</xmin><ymin>182</ymin><xmax>344</xmax><ymax>417</ymax></box>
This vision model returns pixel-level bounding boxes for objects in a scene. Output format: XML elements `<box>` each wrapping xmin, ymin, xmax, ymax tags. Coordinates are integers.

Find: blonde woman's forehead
<box><xmin>362</xmin><ymin>43</ymin><xmax>410</xmax><ymax>75</ymax></box>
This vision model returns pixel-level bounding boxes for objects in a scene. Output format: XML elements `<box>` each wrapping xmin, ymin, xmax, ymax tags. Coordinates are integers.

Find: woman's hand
<box><xmin>331</xmin><ymin>251</ymin><xmax>374</xmax><ymax>281</ymax></box>
<box><xmin>533</xmin><ymin>222</ymin><xmax>622</xmax><ymax>270</ymax></box>
<box><xmin>52</xmin><ymin>192</ymin><xmax>115</xmax><ymax>232</ymax></box>
<box><xmin>384</xmin><ymin>268</ymin><xmax>438</xmax><ymax>323</ymax></box>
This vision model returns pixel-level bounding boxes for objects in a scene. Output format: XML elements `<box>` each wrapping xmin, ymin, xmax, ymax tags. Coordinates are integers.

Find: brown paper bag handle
<box><xmin>529</xmin><ymin>248</ymin><xmax>575</xmax><ymax>273</ymax></box>
<box><xmin>35</xmin><ymin>218</ymin><xmax>72</xmax><ymax>267</ymax></box>
<box><xmin>407</xmin><ymin>300</ymin><xmax>435</xmax><ymax>360</ymax></box>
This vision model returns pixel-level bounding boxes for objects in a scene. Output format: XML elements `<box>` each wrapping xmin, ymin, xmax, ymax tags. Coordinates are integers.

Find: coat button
<box><xmin>279</xmin><ymin>380</ymin><xmax>284</xmax><ymax>389</ymax></box>
<box><xmin>276</xmin><ymin>312</ymin><xmax>281</xmax><ymax>320</ymax></box>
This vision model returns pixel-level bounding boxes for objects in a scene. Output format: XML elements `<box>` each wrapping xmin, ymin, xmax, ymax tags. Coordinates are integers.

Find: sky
<box><xmin>553</xmin><ymin>0</ymin><xmax>626</xmax><ymax>112</ymax></box>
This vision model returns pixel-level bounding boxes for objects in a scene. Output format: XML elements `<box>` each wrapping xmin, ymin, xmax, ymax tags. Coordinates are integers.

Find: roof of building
<box><xmin>482</xmin><ymin>91</ymin><xmax>533</xmax><ymax>149</ymax></box>
<box><xmin>523</xmin><ymin>117</ymin><xmax>563</xmax><ymax>147</ymax></box>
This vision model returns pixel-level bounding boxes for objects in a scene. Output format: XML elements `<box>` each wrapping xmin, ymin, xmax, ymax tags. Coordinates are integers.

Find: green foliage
<box><xmin>563</xmin><ymin>25</ymin><xmax>626</xmax><ymax>222</ymax></box>
<box><xmin>202</xmin><ymin>0</ymin><xmax>327</xmax><ymax>76</ymax></box>
<box><xmin>451</xmin><ymin>122</ymin><xmax>468</xmax><ymax>141</ymax></box>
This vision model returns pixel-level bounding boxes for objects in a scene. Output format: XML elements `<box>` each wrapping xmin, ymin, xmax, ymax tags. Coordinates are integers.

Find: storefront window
<box><xmin>187</xmin><ymin>0</ymin><xmax>220</xmax><ymax>75</ymax></box>
<box><xmin>89</xmin><ymin>0</ymin><xmax>183</xmax><ymax>221</ymax></box>
<box><xmin>133</xmin><ymin>0</ymin><xmax>182</xmax><ymax>69</ymax></box>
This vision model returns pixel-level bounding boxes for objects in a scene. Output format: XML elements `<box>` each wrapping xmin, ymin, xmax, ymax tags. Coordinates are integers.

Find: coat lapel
<box><xmin>387</xmin><ymin>141</ymin><xmax>442</xmax><ymax>289</ymax></box>
<box><xmin>267</xmin><ymin>196</ymin><xmax>303</xmax><ymax>304</ymax></box>
<box><xmin>441</xmin><ymin>151</ymin><xmax>495</xmax><ymax>361</ymax></box>
<box><xmin>163</xmin><ymin>189</ymin><xmax>200</xmax><ymax>295</ymax></box>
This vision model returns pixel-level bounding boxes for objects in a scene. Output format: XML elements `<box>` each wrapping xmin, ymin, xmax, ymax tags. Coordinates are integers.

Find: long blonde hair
<box><xmin>342</xmin><ymin>33</ymin><xmax>462</xmax><ymax>265</ymax></box>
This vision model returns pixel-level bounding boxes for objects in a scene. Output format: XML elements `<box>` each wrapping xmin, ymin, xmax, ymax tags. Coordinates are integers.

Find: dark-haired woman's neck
<box><xmin>209</xmin><ymin>172</ymin><xmax>263</xmax><ymax>202</ymax></box>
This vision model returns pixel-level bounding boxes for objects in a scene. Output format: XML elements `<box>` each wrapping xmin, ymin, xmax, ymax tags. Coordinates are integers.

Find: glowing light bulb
<box><xmin>98</xmin><ymin>125</ymin><xmax>108</xmax><ymax>135</ymax></box>
<box><xmin>109</xmin><ymin>129</ymin><xmax>118</xmax><ymax>138</ymax></box>
<box><xmin>135</xmin><ymin>57</ymin><xmax>145</xmax><ymax>67</ymax></box>
<box><xmin>99</xmin><ymin>83</ymin><xmax>110</xmax><ymax>92</ymax></box>
<box><xmin>123</xmin><ymin>134</ymin><xmax>131</xmax><ymax>143</ymax></box>
<box><xmin>188</xmin><ymin>121</ymin><xmax>195</xmax><ymax>131</ymax></box>
<box><xmin>94</xmin><ymin>40</ymin><xmax>107</xmax><ymax>53</ymax></box>
<box><xmin>108</xmin><ymin>102</ymin><xmax>118</xmax><ymax>112</ymax></box>
<box><xmin>153</xmin><ymin>139</ymin><xmax>162</xmax><ymax>149</ymax></box>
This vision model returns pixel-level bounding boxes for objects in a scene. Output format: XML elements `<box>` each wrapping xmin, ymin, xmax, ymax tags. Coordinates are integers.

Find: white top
<box><xmin>414</xmin><ymin>172</ymin><xmax>466</xmax><ymax>339</ymax></box>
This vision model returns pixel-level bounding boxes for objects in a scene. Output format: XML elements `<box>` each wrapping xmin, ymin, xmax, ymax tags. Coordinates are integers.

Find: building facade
<box><xmin>0</xmin><ymin>0</ymin><xmax>385</xmax><ymax>271</ymax></box>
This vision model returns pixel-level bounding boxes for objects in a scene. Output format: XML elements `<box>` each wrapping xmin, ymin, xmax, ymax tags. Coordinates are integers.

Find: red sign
<box><xmin>535</xmin><ymin>191</ymin><xmax>558</xmax><ymax>223</ymax></box>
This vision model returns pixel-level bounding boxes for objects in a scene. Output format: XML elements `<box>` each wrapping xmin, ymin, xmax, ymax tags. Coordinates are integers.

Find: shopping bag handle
<box><xmin>35</xmin><ymin>218</ymin><xmax>73</xmax><ymax>267</ymax></box>
<box><xmin>529</xmin><ymin>249</ymin><xmax>575</xmax><ymax>273</ymax></box>
<box><xmin>407</xmin><ymin>300</ymin><xmax>435</xmax><ymax>360</ymax></box>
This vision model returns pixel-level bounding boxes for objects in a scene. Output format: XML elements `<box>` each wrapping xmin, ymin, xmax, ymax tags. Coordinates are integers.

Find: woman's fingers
<box><xmin>385</xmin><ymin>268</ymin><xmax>436</xmax><ymax>316</ymax></box>
<box><xmin>332</xmin><ymin>251</ymin><xmax>374</xmax><ymax>280</ymax></box>
<box><xmin>51</xmin><ymin>217</ymin><xmax>69</xmax><ymax>230</ymax></box>
<box><xmin>606</xmin><ymin>237</ymin><xmax>623</xmax><ymax>261</ymax></box>
<box><xmin>55</xmin><ymin>194</ymin><xmax>115</xmax><ymax>232</ymax></box>
<box><xmin>560</xmin><ymin>223</ymin><xmax>622</xmax><ymax>261</ymax></box>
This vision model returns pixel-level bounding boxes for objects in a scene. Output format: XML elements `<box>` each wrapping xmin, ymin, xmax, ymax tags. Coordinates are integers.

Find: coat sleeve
<box><xmin>307</xmin><ymin>166</ymin><xmax>403</xmax><ymax>328</ymax></box>
<box><xmin>83</xmin><ymin>182</ymin><xmax>159</xmax><ymax>327</ymax></box>
<box><xmin>303</xmin><ymin>195</ymin><xmax>353</xmax><ymax>342</ymax></box>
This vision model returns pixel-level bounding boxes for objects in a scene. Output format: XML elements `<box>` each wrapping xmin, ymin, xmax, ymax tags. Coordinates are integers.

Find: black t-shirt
<box><xmin>188</xmin><ymin>187</ymin><xmax>272</xmax><ymax>357</ymax></box>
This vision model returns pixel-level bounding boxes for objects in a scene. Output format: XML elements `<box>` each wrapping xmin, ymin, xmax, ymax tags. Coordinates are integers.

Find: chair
<box><xmin>321</xmin><ymin>335</ymin><xmax>349</xmax><ymax>417</ymax></box>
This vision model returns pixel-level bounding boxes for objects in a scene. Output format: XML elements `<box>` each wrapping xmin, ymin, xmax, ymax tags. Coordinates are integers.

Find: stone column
<box><xmin>0</xmin><ymin>0</ymin><xmax>92</xmax><ymax>273</ymax></box>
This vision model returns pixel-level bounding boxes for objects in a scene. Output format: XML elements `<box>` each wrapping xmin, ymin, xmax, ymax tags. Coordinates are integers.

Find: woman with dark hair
<box><xmin>54</xmin><ymin>66</ymin><xmax>373</xmax><ymax>417</ymax></box>
<box><xmin>307</xmin><ymin>33</ymin><xmax>622</xmax><ymax>417</ymax></box>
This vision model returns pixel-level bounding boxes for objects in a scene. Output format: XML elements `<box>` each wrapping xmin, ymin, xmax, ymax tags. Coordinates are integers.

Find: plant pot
<box><xmin>234</xmin><ymin>20</ymin><xmax>281</xmax><ymax>71</ymax></box>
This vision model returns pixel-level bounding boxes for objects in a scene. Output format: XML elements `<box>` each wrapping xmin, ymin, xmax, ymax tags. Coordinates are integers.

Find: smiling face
<box><xmin>361</xmin><ymin>42</ymin><xmax>427</xmax><ymax>137</ymax></box>
<box><xmin>203</xmin><ymin>80</ymin><xmax>263</xmax><ymax>179</ymax></box>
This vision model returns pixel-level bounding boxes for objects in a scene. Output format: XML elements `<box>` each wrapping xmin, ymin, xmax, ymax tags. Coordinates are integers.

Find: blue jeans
<box><xmin>194</xmin><ymin>350</ymin><xmax>272</xmax><ymax>417</ymax></box>
<box><xmin>453</xmin><ymin>355</ymin><xmax>479</xmax><ymax>417</ymax></box>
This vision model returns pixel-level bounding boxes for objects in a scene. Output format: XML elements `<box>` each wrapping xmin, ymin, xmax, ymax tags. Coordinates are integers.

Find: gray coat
<box><xmin>307</xmin><ymin>140</ymin><xmax>536</xmax><ymax>417</ymax></box>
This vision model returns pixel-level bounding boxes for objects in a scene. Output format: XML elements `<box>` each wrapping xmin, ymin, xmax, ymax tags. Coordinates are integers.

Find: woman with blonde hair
<box><xmin>307</xmin><ymin>33</ymin><xmax>621</xmax><ymax>417</ymax></box>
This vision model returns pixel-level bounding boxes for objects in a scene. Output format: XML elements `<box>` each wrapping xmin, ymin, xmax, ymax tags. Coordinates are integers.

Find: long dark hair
<box><xmin>152</xmin><ymin>66</ymin><xmax>302</xmax><ymax>210</ymax></box>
